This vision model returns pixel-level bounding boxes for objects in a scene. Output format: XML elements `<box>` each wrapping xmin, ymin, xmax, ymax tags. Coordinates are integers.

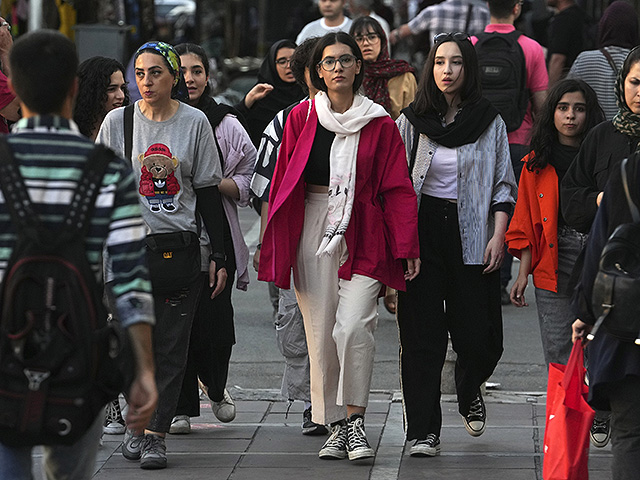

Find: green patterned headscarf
<box><xmin>612</xmin><ymin>46</ymin><xmax>640</xmax><ymax>147</ymax></box>
<box><xmin>135</xmin><ymin>41</ymin><xmax>189</xmax><ymax>102</ymax></box>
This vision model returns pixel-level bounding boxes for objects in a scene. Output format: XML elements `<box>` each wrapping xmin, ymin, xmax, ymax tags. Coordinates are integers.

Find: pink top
<box><xmin>472</xmin><ymin>24</ymin><xmax>548</xmax><ymax>146</ymax></box>
<box><xmin>257</xmin><ymin>99</ymin><xmax>419</xmax><ymax>291</ymax></box>
<box><xmin>0</xmin><ymin>71</ymin><xmax>15</xmax><ymax>134</ymax></box>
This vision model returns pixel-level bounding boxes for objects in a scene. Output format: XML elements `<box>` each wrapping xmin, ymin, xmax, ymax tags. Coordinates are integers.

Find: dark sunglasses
<box><xmin>433</xmin><ymin>32</ymin><xmax>471</xmax><ymax>45</ymax></box>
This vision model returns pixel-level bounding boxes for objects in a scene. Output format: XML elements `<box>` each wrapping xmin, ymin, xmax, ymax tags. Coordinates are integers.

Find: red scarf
<box><xmin>363</xmin><ymin>41</ymin><xmax>415</xmax><ymax>112</ymax></box>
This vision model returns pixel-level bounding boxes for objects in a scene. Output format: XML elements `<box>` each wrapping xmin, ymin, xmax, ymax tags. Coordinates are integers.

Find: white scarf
<box><xmin>314</xmin><ymin>92</ymin><xmax>388</xmax><ymax>256</ymax></box>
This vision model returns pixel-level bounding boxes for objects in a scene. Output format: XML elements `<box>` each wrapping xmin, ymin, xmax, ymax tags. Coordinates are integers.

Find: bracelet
<box><xmin>256</xmin><ymin>243</ymin><xmax>262</xmax><ymax>250</ymax></box>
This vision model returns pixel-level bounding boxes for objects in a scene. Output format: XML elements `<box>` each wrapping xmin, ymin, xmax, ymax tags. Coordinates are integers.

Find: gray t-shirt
<box><xmin>97</xmin><ymin>100</ymin><xmax>222</xmax><ymax>236</ymax></box>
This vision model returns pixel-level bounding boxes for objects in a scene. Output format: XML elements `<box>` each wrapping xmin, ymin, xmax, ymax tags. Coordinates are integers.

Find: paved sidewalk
<box><xmin>83</xmin><ymin>388</ymin><xmax>612</xmax><ymax>480</ymax></box>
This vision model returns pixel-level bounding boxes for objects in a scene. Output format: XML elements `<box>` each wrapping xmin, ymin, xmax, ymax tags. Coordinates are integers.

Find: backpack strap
<box><xmin>600</xmin><ymin>48</ymin><xmax>619</xmax><ymax>75</ymax></box>
<box><xmin>62</xmin><ymin>145</ymin><xmax>115</xmax><ymax>237</ymax></box>
<box><xmin>464</xmin><ymin>4</ymin><xmax>473</xmax><ymax>34</ymax></box>
<box><xmin>621</xmin><ymin>157</ymin><xmax>640</xmax><ymax>223</ymax></box>
<box><xmin>0</xmin><ymin>135</ymin><xmax>40</xmax><ymax>233</ymax></box>
<box><xmin>123</xmin><ymin>104</ymin><xmax>134</xmax><ymax>162</ymax></box>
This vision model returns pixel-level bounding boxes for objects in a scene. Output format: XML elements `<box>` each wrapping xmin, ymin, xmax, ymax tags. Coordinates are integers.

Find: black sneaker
<box><xmin>346</xmin><ymin>413</ymin><xmax>374</xmax><ymax>461</ymax></box>
<box><xmin>103</xmin><ymin>399</ymin><xmax>125</xmax><ymax>435</ymax></box>
<box><xmin>590</xmin><ymin>415</ymin><xmax>611</xmax><ymax>448</ymax></box>
<box><xmin>409</xmin><ymin>433</ymin><xmax>441</xmax><ymax>457</ymax></box>
<box><xmin>463</xmin><ymin>392</ymin><xmax>486</xmax><ymax>437</ymax></box>
<box><xmin>302</xmin><ymin>407</ymin><xmax>329</xmax><ymax>436</ymax></box>
<box><xmin>318</xmin><ymin>421</ymin><xmax>348</xmax><ymax>459</ymax></box>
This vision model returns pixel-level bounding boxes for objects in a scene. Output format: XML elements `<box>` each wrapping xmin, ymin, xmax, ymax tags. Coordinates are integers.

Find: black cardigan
<box><xmin>560</xmin><ymin>121</ymin><xmax>639</xmax><ymax>233</ymax></box>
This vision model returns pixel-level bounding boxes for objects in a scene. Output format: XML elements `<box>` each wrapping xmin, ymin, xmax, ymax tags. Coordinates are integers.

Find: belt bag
<box><xmin>145</xmin><ymin>231</ymin><xmax>201</xmax><ymax>295</ymax></box>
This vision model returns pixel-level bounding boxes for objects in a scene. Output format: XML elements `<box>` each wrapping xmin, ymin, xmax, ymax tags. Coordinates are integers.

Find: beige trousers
<box><xmin>294</xmin><ymin>191</ymin><xmax>381</xmax><ymax>425</ymax></box>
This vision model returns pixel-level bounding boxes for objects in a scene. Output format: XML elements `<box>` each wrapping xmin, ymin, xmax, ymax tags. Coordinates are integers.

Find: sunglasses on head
<box><xmin>433</xmin><ymin>32</ymin><xmax>471</xmax><ymax>45</ymax></box>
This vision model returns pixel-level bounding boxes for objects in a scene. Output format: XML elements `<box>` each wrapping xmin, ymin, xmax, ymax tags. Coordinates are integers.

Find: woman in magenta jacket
<box><xmin>506</xmin><ymin>79</ymin><xmax>603</xmax><ymax>366</ymax></box>
<box><xmin>258</xmin><ymin>32</ymin><xmax>419</xmax><ymax>462</ymax></box>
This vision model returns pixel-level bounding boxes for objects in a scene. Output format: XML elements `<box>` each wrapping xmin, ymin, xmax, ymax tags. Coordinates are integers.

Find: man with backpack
<box><xmin>472</xmin><ymin>0</ymin><xmax>548</xmax><ymax>303</ymax></box>
<box><xmin>0</xmin><ymin>30</ymin><xmax>157</xmax><ymax>479</ymax></box>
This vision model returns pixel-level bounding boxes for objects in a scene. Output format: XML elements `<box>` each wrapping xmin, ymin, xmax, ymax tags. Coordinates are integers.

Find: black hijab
<box><xmin>402</xmin><ymin>97</ymin><xmax>499</xmax><ymax>148</ymax></box>
<box><xmin>244</xmin><ymin>39</ymin><xmax>304</xmax><ymax>146</ymax></box>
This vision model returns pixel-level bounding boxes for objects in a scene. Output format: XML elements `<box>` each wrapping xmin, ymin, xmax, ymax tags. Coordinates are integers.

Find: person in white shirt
<box><xmin>296</xmin><ymin>0</ymin><xmax>353</xmax><ymax>44</ymax></box>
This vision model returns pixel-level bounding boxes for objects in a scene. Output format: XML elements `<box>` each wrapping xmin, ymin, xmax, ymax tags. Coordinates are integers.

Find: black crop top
<box><xmin>305</xmin><ymin>121</ymin><xmax>335</xmax><ymax>186</ymax></box>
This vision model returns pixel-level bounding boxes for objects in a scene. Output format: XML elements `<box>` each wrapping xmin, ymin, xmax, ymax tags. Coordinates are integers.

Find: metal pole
<box><xmin>29</xmin><ymin>0</ymin><xmax>44</xmax><ymax>31</ymax></box>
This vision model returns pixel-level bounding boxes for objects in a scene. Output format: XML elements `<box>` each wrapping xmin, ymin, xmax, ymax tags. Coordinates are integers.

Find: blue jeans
<box><xmin>0</xmin><ymin>411</ymin><xmax>103</xmax><ymax>480</ymax></box>
<box><xmin>534</xmin><ymin>226</ymin><xmax>588</xmax><ymax>365</ymax></box>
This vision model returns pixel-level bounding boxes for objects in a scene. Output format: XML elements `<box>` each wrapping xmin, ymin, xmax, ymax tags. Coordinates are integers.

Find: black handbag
<box><xmin>145</xmin><ymin>231</ymin><xmax>201</xmax><ymax>295</ymax></box>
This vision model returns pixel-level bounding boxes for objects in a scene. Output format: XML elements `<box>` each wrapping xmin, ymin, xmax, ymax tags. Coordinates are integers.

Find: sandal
<box><xmin>383</xmin><ymin>288</ymin><xmax>397</xmax><ymax>315</ymax></box>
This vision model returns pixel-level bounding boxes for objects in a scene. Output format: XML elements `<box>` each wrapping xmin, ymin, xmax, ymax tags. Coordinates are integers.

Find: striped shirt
<box><xmin>568</xmin><ymin>46</ymin><xmax>630</xmax><ymax>121</ymax></box>
<box><xmin>408</xmin><ymin>0</ymin><xmax>490</xmax><ymax>46</ymax></box>
<box><xmin>0</xmin><ymin>116</ymin><xmax>154</xmax><ymax>328</ymax></box>
<box><xmin>396</xmin><ymin>113</ymin><xmax>517</xmax><ymax>265</ymax></box>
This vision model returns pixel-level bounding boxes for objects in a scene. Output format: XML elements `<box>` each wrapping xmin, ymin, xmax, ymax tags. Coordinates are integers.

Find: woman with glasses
<box><xmin>349</xmin><ymin>16</ymin><xmax>416</xmax><ymax>121</ymax></box>
<box><xmin>258</xmin><ymin>31</ymin><xmax>420</xmax><ymax>462</ymax></box>
<box><xmin>235</xmin><ymin>39</ymin><xmax>305</xmax><ymax>147</ymax></box>
<box><xmin>349</xmin><ymin>15</ymin><xmax>416</xmax><ymax>315</ymax></box>
<box><xmin>395</xmin><ymin>32</ymin><xmax>516</xmax><ymax>457</ymax></box>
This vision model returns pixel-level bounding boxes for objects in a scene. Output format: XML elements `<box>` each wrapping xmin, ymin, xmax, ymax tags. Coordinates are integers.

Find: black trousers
<box><xmin>609</xmin><ymin>376</ymin><xmax>640</xmax><ymax>480</ymax></box>
<box><xmin>176</xmin><ymin>249</ymin><xmax>237</xmax><ymax>417</ymax></box>
<box><xmin>397</xmin><ymin>195</ymin><xmax>503</xmax><ymax>441</ymax></box>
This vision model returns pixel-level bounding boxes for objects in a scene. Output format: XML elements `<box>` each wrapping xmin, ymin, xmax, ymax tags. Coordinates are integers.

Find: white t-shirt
<box><xmin>296</xmin><ymin>17</ymin><xmax>353</xmax><ymax>44</ymax></box>
<box><xmin>421</xmin><ymin>145</ymin><xmax>457</xmax><ymax>199</ymax></box>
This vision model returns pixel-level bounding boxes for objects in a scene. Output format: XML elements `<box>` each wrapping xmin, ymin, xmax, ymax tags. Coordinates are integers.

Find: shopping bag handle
<box><xmin>562</xmin><ymin>342</ymin><xmax>587</xmax><ymax>411</ymax></box>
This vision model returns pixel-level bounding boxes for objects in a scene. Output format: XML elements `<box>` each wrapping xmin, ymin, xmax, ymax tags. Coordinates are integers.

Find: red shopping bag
<box><xmin>543</xmin><ymin>342</ymin><xmax>595</xmax><ymax>480</ymax></box>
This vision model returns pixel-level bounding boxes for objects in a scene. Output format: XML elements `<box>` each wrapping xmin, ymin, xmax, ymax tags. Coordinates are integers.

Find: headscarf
<box><xmin>612</xmin><ymin>46</ymin><xmax>640</xmax><ymax>146</ymax></box>
<box><xmin>244</xmin><ymin>39</ymin><xmax>304</xmax><ymax>146</ymax></box>
<box><xmin>134</xmin><ymin>41</ymin><xmax>190</xmax><ymax>102</ymax></box>
<box><xmin>598</xmin><ymin>1</ymin><xmax>639</xmax><ymax>49</ymax></box>
<box><xmin>361</xmin><ymin>32</ymin><xmax>415</xmax><ymax>112</ymax></box>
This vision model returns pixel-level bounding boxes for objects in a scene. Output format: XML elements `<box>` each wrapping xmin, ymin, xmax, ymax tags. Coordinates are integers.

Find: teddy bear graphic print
<box><xmin>138</xmin><ymin>143</ymin><xmax>181</xmax><ymax>213</ymax></box>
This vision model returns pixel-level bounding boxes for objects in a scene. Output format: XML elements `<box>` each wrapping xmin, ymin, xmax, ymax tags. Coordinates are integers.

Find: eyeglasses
<box><xmin>318</xmin><ymin>54</ymin><xmax>357</xmax><ymax>71</ymax></box>
<box><xmin>275</xmin><ymin>57</ymin><xmax>292</xmax><ymax>67</ymax></box>
<box><xmin>354</xmin><ymin>33</ymin><xmax>380</xmax><ymax>45</ymax></box>
<box><xmin>433</xmin><ymin>32</ymin><xmax>471</xmax><ymax>45</ymax></box>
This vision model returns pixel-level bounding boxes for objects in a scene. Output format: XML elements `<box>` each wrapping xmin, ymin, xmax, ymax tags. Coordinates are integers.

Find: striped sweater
<box><xmin>0</xmin><ymin>115</ymin><xmax>154</xmax><ymax>328</ymax></box>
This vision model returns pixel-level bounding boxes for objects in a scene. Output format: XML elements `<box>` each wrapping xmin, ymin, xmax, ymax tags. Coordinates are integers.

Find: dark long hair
<box><xmin>527</xmin><ymin>79</ymin><xmax>603</xmax><ymax>171</ymax></box>
<box><xmin>412</xmin><ymin>36</ymin><xmax>482</xmax><ymax>116</ymax></box>
<box><xmin>309</xmin><ymin>32</ymin><xmax>365</xmax><ymax>94</ymax></box>
<box><xmin>175</xmin><ymin>43</ymin><xmax>211</xmax><ymax>96</ymax></box>
<box><xmin>74</xmin><ymin>56</ymin><xmax>129</xmax><ymax>138</ymax></box>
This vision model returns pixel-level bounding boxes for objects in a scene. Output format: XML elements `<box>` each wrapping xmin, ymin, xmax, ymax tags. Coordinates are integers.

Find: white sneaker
<box><xmin>169</xmin><ymin>415</ymin><xmax>191</xmax><ymax>434</ymax></box>
<box><xmin>212</xmin><ymin>388</ymin><xmax>236</xmax><ymax>423</ymax></box>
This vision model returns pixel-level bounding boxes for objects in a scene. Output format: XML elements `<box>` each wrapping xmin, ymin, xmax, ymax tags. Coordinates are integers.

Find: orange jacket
<box><xmin>505</xmin><ymin>152</ymin><xmax>559</xmax><ymax>292</ymax></box>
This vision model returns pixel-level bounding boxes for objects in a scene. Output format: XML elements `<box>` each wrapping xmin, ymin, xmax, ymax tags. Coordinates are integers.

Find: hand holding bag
<box><xmin>542</xmin><ymin>341</ymin><xmax>595</xmax><ymax>480</ymax></box>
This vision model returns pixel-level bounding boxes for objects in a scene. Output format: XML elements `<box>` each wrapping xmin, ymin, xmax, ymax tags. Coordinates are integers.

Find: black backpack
<box><xmin>588</xmin><ymin>158</ymin><xmax>640</xmax><ymax>344</ymax></box>
<box><xmin>475</xmin><ymin>31</ymin><xmax>528</xmax><ymax>132</ymax></box>
<box><xmin>0</xmin><ymin>138</ymin><xmax>129</xmax><ymax>446</ymax></box>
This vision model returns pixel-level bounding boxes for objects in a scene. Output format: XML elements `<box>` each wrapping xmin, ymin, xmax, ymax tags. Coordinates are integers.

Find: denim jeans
<box><xmin>534</xmin><ymin>225</ymin><xmax>588</xmax><ymax>365</ymax></box>
<box><xmin>0</xmin><ymin>411</ymin><xmax>103</xmax><ymax>480</ymax></box>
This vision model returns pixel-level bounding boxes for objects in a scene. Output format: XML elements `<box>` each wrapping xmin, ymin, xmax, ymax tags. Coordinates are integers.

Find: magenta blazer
<box><xmin>257</xmin><ymin>99</ymin><xmax>419</xmax><ymax>291</ymax></box>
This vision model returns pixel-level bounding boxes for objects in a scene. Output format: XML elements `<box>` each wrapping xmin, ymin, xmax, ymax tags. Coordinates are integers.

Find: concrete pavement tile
<box><xmin>94</xmin><ymin>466</ymin><xmax>235</xmax><ymax>479</ymax></box>
<box><xmin>168</xmin><ymin>424</ymin><xmax>256</xmax><ymax>439</ymax></box>
<box><xmin>398</xmin><ymin>467</ymin><xmax>538</xmax><ymax>479</ymax></box>
<box><xmin>438</xmin><ymin>428</ymin><xmax>538</xmax><ymax>454</ymax></box>
<box><xmin>97</xmin><ymin>451</ymin><xmax>239</xmax><ymax>469</ymax></box>
<box><xmin>164</xmin><ymin>437</ymin><xmax>252</xmax><ymax>453</ymax></box>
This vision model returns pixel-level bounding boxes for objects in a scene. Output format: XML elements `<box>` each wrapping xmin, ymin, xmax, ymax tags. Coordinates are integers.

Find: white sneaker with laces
<box><xmin>410</xmin><ymin>433</ymin><xmax>441</xmax><ymax>457</ymax></box>
<box><xmin>346</xmin><ymin>414</ymin><xmax>374</xmax><ymax>461</ymax></box>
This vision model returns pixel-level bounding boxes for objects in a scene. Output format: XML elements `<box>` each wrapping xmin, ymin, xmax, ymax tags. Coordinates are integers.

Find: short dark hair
<box><xmin>528</xmin><ymin>78</ymin><xmax>604</xmax><ymax>171</ymax></box>
<box><xmin>74</xmin><ymin>57</ymin><xmax>129</xmax><ymax>138</ymax></box>
<box><xmin>175</xmin><ymin>43</ymin><xmax>211</xmax><ymax>95</ymax></box>
<box><xmin>487</xmin><ymin>0</ymin><xmax>519</xmax><ymax>18</ymax></box>
<box><xmin>309</xmin><ymin>32</ymin><xmax>365</xmax><ymax>94</ymax></box>
<box><xmin>349</xmin><ymin>15</ymin><xmax>387</xmax><ymax>44</ymax></box>
<box><xmin>10</xmin><ymin>30</ymin><xmax>78</xmax><ymax>114</ymax></box>
<box><xmin>412</xmin><ymin>35</ymin><xmax>482</xmax><ymax>116</ymax></box>
<box><xmin>290</xmin><ymin>37</ymin><xmax>321</xmax><ymax>93</ymax></box>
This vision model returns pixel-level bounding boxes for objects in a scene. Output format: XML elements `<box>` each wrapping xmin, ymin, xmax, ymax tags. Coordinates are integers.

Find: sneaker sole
<box><xmin>140</xmin><ymin>458</ymin><xmax>167</xmax><ymax>470</ymax></box>
<box><xmin>103</xmin><ymin>425</ymin><xmax>126</xmax><ymax>435</ymax></box>
<box><xmin>409</xmin><ymin>445</ymin><xmax>441</xmax><ymax>457</ymax></box>
<box><xmin>318</xmin><ymin>448</ymin><xmax>347</xmax><ymax>460</ymax></box>
<box><xmin>463</xmin><ymin>419</ymin><xmax>486</xmax><ymax>437</ymax></box>
<box><xmin>348</xmin><ymin>447</ymin><xmax>375</xmax><ymax>461</ymax></box>
<box><xmin>169</xmin><ymin>425</ymin><xmax>191</xmax><ymax>434</ymax></box>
